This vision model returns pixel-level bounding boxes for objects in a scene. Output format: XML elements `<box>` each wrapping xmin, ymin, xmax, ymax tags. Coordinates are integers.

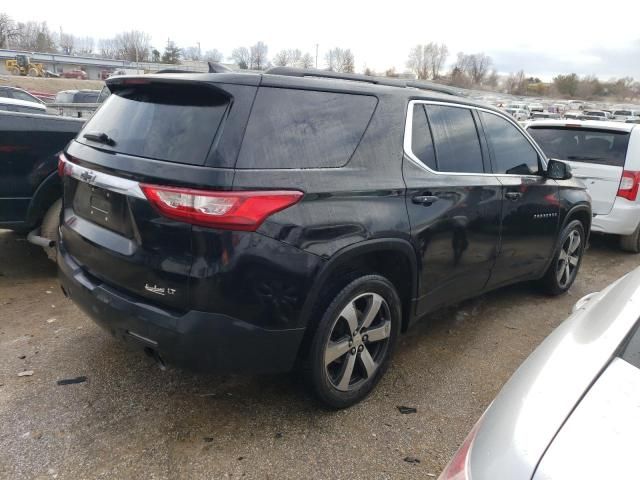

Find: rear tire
<box><xmin>307</xmin><ymin>274</ymin><xmax>401</xmax><ymax>409</ymax></box>
<box><xmin>40</xmin><ymin>199</ymin><xmax>61</xmax><ymax>262</ymax></box>
<box><xmin>540</xmin><ymin>220</ymin><xmax>585</xmax><ymax>295</ymax></box>
<box><xmin>620</xmin><ymin>224</ymin><xmax>640</xmax><ymax>253</ymax></box>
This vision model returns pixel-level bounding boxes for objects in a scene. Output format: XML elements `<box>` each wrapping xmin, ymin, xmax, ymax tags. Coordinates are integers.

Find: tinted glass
<box><xmin>410</xmin><ymin>104</ymin><xmax>436</xmax><ymax>170</ymax></box>
<box><xmin>480</xmin><ymin>111</ymin><xmax>540</xmax><ymax>175</ymax></box>
<box><xmin>615</xmin><ymin>110</ymin><xmax>631</xmax><ymax>116</ymax></box>
<box><xmin>0</xmin><ymin>89</ymin><xmax>10</xmax><ymax>99</ymax></box>
<box><xmin>620</xmin><ymin>321</ymin><xmax>640</xmax><ymax>370</ymax></box>
<box><xmin>528</xmin><ymin>127</ymin><xmax>630</xmax><ymax>167</ymax></box>
<box><xmin>11</xmin><ymin>90</ymin><xmax>38</xmax><ymax>103</ymax></box>
<box><xmin>425</xmin><ymin>105</ymin><xmax>483</xmax><ymax>173</ymax></box>
<box><xmin>236</xmin><ymin>88</ymin><xmax>377</xmax><ymax>169</ymax></box>
<box><xmin>77</xmin><ymin>83</ymin><xmax>229</xmax><ymax>165</ymax></box>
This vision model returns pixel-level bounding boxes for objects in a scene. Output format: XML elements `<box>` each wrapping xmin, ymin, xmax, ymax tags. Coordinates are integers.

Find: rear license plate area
<box><xmin>73</xmin><ymin>180</ymin><xmax>133</xmax><ymax>237</ymax></box>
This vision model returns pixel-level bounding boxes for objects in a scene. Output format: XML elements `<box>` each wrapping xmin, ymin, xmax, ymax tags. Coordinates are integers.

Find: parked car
<box><xmin>563</xmin><ymin>111</ymin><xmax>582</xmax><ymax>120</ymax></box>
<box><xmin>57</xmin><ymin>68</ymin><xmax>591</xmax><ymax>408</ymax></box>
<box><xmin>612</xmin><ymin>109</ymin><xmax>640</xmax><ymax>121</ymax></box>
<box><xmin>0</xmin><ymin>110</ymin><xmax>84</xmax><ymax>259</ymax></box>
<box><xmin>531</xmin><ymin>111</ymin><xmax>561</xmax><ymax>120</ymax></box>
<box><xmin>528</xmin><ymin>102</ymin><xmax>544</xmax><ymax>112</ymax></box>
<box><xmin>504</xmin><ymin>107</ymin><xmax>530</xmax><ymax>121</ymax></box>
<box><xmin>0</xmin><ymin>95</ymin><xmax>47</xmax><ymax>114</ymax></box>
<box><xmin>527</xmin><ymin>120</ymin><xmax>640</xmax><ymax>251</ymax></box>
<box><xmin>439</xmin><ymin>267</ymin><xmax>640</xmax><ymax>480</ymax></box>
<box><xmin>60</xmin><ymin>69</ymin><xmax>88</xmax><ymax>80</ymax></box>
<box><xmin>0</xmin><ymin>86</ymin><xmax>45</xmax><ymax>106</ymax></box>
<box><xmin>54</xmin><ymin>90</ymin><xmax>101</xmax><ymax>104</ymax></box>
<box><xmin>581</xmin><ymin>110</ymin><xmax>609</xmax><ymax>121</ymax></box>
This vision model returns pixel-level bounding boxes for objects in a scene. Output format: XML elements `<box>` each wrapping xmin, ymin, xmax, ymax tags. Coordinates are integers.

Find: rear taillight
<box><xmin>438</xmin><ymin>417</ymin><xmax>482</xmax><ymax>480</ymax></box>
<box><xmin>617</xmin><ymin>170</ymin><xmax>640</xmax><ymax>201</ymax></box>
<box><xmin>58</xmin><ymin>152</ymin><xmax>70</xmax><ymax>177</ymax></box>
<box><xmin>140</xmin><ymin>184</ymin><xmax>303</xmax><ymax>231</ymax></box>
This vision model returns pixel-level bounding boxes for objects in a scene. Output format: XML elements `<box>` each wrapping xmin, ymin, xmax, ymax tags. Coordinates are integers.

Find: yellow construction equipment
<box><xmin>5</xmin><ymin>54</ymin><xmax>46</xmax><ymax>77</ymax></box>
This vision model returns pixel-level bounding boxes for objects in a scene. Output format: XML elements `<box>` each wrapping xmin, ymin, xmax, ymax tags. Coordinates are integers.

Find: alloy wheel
<box><xmin>556</xmin><ymin>229</ymin><xmax>581</xmax><ymax>289</ymax></box>
<box><xmin>324</xmin><ymin>292</ymin><xmax>392</xmax><ymax>392</ymax></box>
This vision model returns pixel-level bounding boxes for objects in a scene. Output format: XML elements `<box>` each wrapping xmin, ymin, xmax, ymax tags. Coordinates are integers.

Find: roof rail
<box><xmin>264</xmin><ymin>67</ymin><xmax>462</xmax><ymax>96</ymax></box>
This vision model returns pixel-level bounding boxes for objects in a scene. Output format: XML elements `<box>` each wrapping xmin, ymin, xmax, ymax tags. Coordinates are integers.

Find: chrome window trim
<box><xmin>403</xmin><ymin>99</ymin><xmax>548</xmax><ymax>177</ymax></box>
<box><xmin>66</xmin><ymin>161</ymin><xmax>146</xmax><ymax>199</ymax></box>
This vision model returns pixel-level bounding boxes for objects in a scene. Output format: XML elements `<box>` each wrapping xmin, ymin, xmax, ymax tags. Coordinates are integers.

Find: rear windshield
<box><xmin>236</xmin><ymin>87</ymin><xmax>377</xmax><ymax>169</ymax></box>
<box><xmin>615</xmin><ymin>110</ymin><xmax>631</xmax><ymax>116</ymax></box>
<box><xmin>76</xmin><ymin>82</ymin><xmax>229</xmax><ymax>165</ymax></box>
<box><xmin>528</xmin><ymin>126</ymin><xmax>630</xmax><ymax>167</ymax></box>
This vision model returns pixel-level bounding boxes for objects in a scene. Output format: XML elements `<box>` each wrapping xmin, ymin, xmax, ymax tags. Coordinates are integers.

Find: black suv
<box><xmin>58</xmin><ymin>68</ymin><xmax>591</xmax><ymax>407</ymax></box>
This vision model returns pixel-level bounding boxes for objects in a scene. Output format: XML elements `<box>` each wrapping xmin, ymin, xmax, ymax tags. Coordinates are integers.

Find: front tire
<box><xmin>308</xmin><ymin>275</ymin><xmax>401</xmax><ymax>409</ymax></box>
<box><xmin>540</xmin><ymin>220</ymin><xmax>585</xmax><ymax>295</ymax></box>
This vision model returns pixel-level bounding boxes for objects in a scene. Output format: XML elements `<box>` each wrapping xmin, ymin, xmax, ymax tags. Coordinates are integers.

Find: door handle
<box><xmin>505</xmin><ymin>191</ymin><xmax>522</xmax><ymax>201</ymax></box>
<box><xmin>412</xmin><ymin>195</ymin><xmax>439</xmax><ymax>206</ymax></box>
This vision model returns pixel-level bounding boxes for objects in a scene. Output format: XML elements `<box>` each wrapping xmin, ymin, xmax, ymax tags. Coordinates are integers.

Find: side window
<box><xmin>410</xmin><ymin>104</ymin><xmax>437</xmax><ymax>170</ymax></box>
<box><xmin>480</xmin><ymin>111</ymin><xmax>540</xmax><ymax>175</ymax></box>
<box><xmin>425</xmin><ymin>105</ymin><xmax>484</xmax><ymax>173</ymax></box>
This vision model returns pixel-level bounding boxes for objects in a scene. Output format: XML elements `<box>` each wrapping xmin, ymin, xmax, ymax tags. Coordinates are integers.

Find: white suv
<box><xmin>527</xmin><ymin>120</ymin><xmax>640</xmax><ymax>251</ymax></box>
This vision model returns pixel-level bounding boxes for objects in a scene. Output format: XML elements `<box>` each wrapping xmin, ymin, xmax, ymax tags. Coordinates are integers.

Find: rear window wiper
<box><xmin>83</xmin><ymin>132</ymin><xmax>116</xmax><ymax>146</ymax></box>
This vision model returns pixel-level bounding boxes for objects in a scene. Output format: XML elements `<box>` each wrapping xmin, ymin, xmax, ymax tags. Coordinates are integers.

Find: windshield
<box><xmin>614</xmin><ymin>111</ymin><xmax>631</xmax><ymax>116</ymax></box>
<box><xmin>528</xmin><ymin>126</ymin><xmax>630</xmax><ymax>167</ymax></box>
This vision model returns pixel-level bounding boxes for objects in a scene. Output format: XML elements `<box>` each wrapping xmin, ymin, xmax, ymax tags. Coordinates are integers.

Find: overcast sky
<box><xmin>5</xmin><ymin>0</ymin><xmax>640</xmax><ymax>80</ymax></box>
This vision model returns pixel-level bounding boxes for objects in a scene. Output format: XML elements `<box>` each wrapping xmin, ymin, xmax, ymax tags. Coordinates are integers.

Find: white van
<box><xmin>527</xmin><ymin>120</ymin><xmax>640</xmax><ymax>251</ymax></box>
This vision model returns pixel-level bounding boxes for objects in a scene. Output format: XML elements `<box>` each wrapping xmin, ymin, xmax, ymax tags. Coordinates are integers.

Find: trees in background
<box><xmin>161</xmin><ymin>39</ymin><xmax>181</xmax><ymax>64</ymax></box>
<box><xmin>406</xmin><ymin>42</ymin><xmax>448</xmax><ymax>80</ymax></box>
<box><xmin>231</xmin><ymin>47</ymin><xmax>250</xmax><ymax>69</ymax></box>
<box><xmin>325</xmin><ymin>47</ymin><xmax>355</xmax><ymax>73</ymax></box>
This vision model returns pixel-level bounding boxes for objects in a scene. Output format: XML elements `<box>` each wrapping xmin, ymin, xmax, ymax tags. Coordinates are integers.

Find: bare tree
<box><xmin>504</xmin><ymin>70</ymin><xmax>527</xmax><ymax>95</ymax></box>
<box><xmin>14</xmin><ymin>21</ymin><xmax>57</xmax><ymax>52</ymax></box>
<box><xmin>406</xmin><ymin>45</ymin><xmax>429</xmax><ymax>80</ymax></box>
<box><xmin>74</xmin><ymin>36</ymin><xmax>94</xmax><ymax>55</ymax></box>
<box><xmin>59</xmin><ymin>32</ymin><xmax>74</xmax><ymax>55</ymax></box>
<box><xmin>98</xmin><ymin>38</ymin><xmax>118</xmax><ymax>58</ymax></box>
<box><xmin>204</xmin><ymin>49</ymin><xmax>223</xmax><ymax>62</ymax></box>
<box><xmin>273</xmin><ymin>48</ymin><xmax>310</xmax><ymax>67</ymax></box>
<box><xmin>486</xmin><ymin>69</ymin><xmax>499</xmax><ymax>88</ymax></box>
<box><xmin>451</xmin><ymin>52</ymin><xmax>492</xmax><ymax>86</ymax></box>
<box><xmin>249</xmin><ymin>41</ymin><xmax>268</xmax><ymax>70</ymax></box>
<box><xmin>114</xmin><ymin>30</ymin><xmax>151</xmax><ymax>61</ymax></box>
<box><xmin>300</xmin><ymin>52</ymin><xmax>314</xmax><ymax>68</ymax></box>
<box><xmin>325</xmin><ymin>47</ymin><xmax>355</xmax><ymax>73</ymax></box>
<box><xmin>0</xmin><ymin>13</ymin><xmax>18</xmax><ymax>48</ymax></box>
<box><xmin>231</xmin><ymin>47</ymin><xmax>250</xmax><ymax>69</ymax></box>
<box><xmin>430</xmin><ymin>43</ymin><xmax>448</xmax><ymax>79</ymax></box>
<box><xmin>183</xmin><ymin>46</ymin><xmax>201</xmax><ymax>61</ymax></box>
<box><xmin>407</xmin><ymin>42</ymin><xmax>449</xmax><ymax>80</ymax></box>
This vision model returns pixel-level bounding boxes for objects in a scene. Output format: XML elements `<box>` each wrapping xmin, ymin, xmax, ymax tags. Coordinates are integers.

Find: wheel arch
<box><xmin>24</xmin><ymin>170</ymin><xmax>62</xmax><ymax>230</ymax></box>
<box><xmin>296</xmin><ymin>238</ymin><xmax>419</xmax><ymax>362</ymax></box>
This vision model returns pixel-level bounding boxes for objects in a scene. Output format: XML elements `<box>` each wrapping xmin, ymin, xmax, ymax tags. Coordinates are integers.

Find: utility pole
<box><xmin>315</xmin><ymin>44</ymin><xmax>318</xmax><ymax>69</ymax></box>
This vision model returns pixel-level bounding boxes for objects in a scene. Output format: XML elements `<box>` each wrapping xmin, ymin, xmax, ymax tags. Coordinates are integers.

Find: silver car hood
<box><xmin>533</xmin><ymin>357</ymin><xmax>640</xmax><ymax>479</ymax></box>
<box><xmin>468</xmin><ymin>268</ymin><xmax>640</xmax><ymax>479</ymax></box>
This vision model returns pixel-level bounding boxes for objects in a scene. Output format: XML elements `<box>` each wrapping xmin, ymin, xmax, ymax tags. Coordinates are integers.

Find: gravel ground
<box><xmin>0</xmin><ymin>229</ymin><xmax>637</xmax><ymax>479</ymax></box>
<box><xmin>0</xmin><ymin>75</ymin><xmax>104</xmax><ymax>95</ymax></box>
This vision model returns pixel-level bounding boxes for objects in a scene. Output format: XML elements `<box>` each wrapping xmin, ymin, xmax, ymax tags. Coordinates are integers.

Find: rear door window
<box><xmin>410</xmin><ymin>104</ymin><xmax>437</xmax><ymax>170</ymax></box>
<box><xmin>480</xmin><ymin>111</ymin><xmax>540</xmax><ymax>175</ymax></box>
<box><xmin>236</xmin><ymin>87</ymin><xmax>377</xmax><ymax>169</ymax></box>
<box><xmin>424</xmin><ymin>105</ymin><xmax>484</xmax><ymax>173</ymax></box>
<box><xmin>528</xmin><ymin>127</ymin><xmax>630</xmax><ymax>167</ymax></box>
<box><xmin>76</xmin><ymin>82</ymin><xmax>229</xmax><ymax>165</ymax></box>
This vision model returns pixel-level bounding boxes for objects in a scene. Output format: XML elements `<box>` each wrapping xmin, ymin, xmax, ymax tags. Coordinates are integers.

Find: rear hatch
<box><xmin>60</xmin><ymin>75</ymin><xmax>257</xmax><ymax>309</ymax></box>
<box><xmin>528</xmin><ymin>124</ymin><xmax>631</xmax><ymax>215</ymax></box>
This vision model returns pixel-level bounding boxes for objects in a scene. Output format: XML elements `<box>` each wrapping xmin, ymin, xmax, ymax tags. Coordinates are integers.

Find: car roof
<box><xmin>0</xmin><ymin>96</ymin><xmax>46</xmax><ymax>110</ymax></box>
<box><xmin>107</xmin><ymin>69</ymin><xmax>508</xmax><ymax>116</ymax></box>
<box><xmin>526</xmin><ymin>119</ymin><xmax>636</xmax><ymax>132</ymax></box>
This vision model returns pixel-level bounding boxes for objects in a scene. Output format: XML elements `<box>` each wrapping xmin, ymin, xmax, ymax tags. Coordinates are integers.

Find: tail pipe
<box><xmin>27</xmin><ymin>228</ymin><xmax>55</xmax><ymax>248</ymax></box>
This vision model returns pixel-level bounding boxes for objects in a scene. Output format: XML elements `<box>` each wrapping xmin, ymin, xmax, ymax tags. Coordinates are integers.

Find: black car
<box><xmin>0</xmin><ymin>110</ymin><xmax>84</xmax><ymax>258</ymax></box>
<box><xmin>57</xmin><ymin>68</ymin><xmax>591</xmax><ymax>407</ymax></box>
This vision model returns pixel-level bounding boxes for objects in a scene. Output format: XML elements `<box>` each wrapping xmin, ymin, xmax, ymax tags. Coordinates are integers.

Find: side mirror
<box><xmin>546</xmin><ymin>159</ymin><xmax>572</xmax><ymax>180</ymax></box>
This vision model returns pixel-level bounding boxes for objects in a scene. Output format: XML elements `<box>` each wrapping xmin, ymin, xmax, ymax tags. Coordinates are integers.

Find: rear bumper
<box><xmin>58</xmin><ymin>246</ymin><xmax>306</xmax><ymax>374</ymax></box>
<box><xmin>591</xmin><ymin>198</ymin><xmax>640</xmax><ymax>236</ymax></box>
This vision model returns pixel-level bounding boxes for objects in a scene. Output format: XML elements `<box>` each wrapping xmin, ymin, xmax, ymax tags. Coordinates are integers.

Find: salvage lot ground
<box><xmin>0</xmin><ymin>229</ymin><xmax>637</xmax><ymax>479</ymax></box>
